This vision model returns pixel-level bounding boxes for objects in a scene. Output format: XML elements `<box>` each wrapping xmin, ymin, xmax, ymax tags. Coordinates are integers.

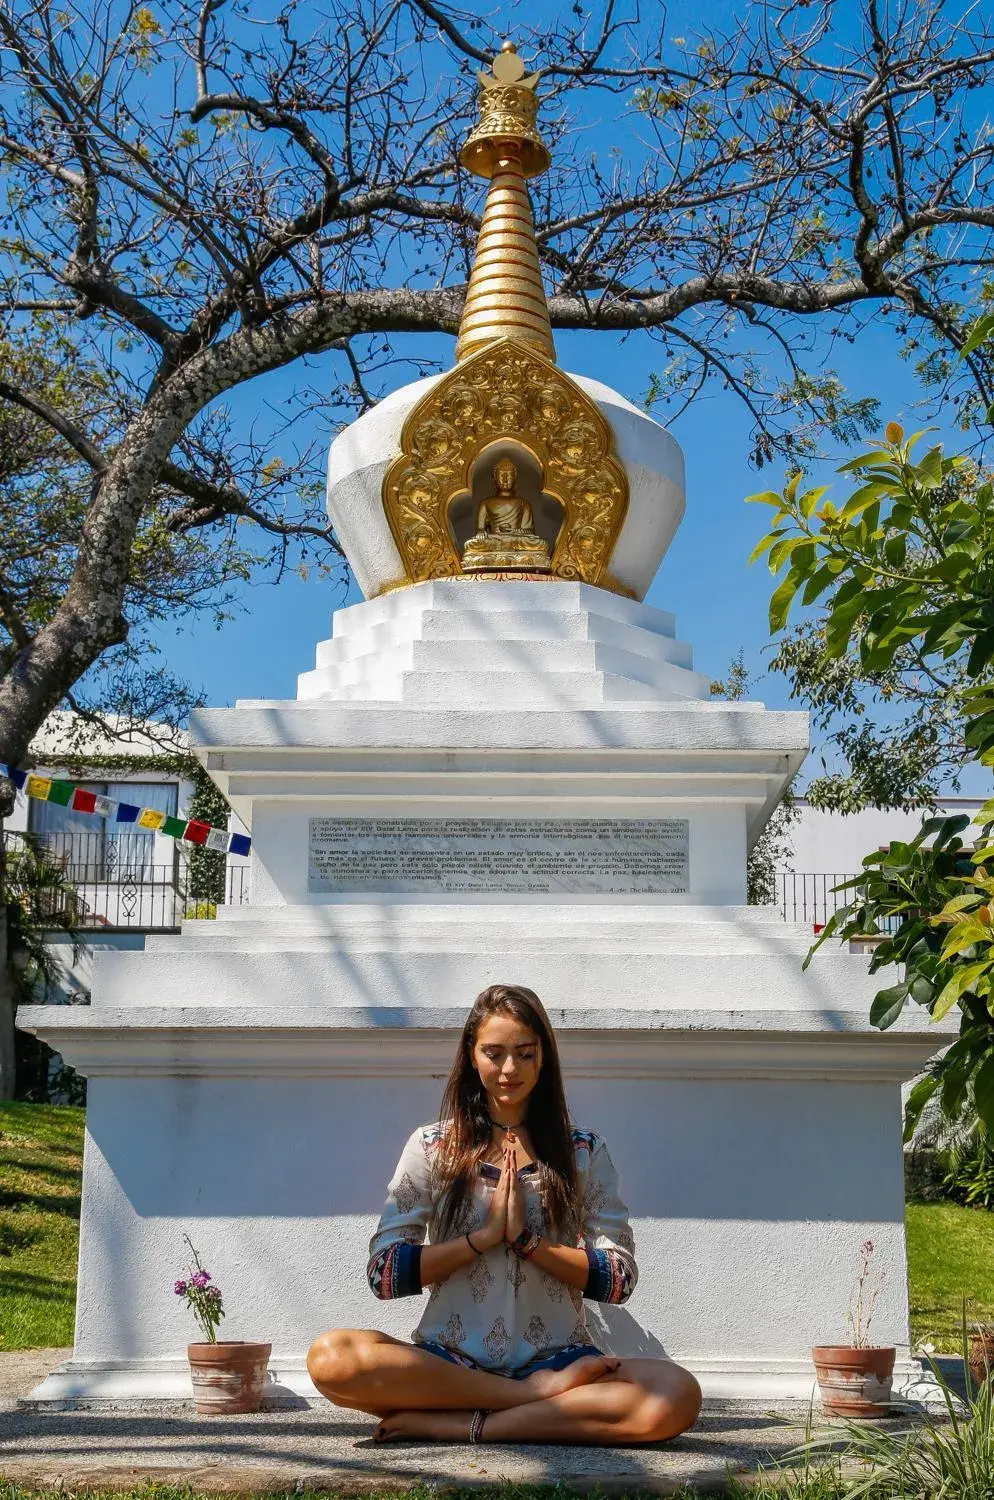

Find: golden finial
<box><xmin>459</xmin><ymin>41</ymin><xmax>549</xmax><ymax>179</ymax></box>
<box><xmin>454</xmin><ymin>41</ymin><xmax>556</xmax><ymax>364</ymax></box>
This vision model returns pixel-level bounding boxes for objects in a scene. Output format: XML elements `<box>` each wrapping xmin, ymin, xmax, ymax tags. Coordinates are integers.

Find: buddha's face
<box><xmin>492</xmin><ymin>458</ymin><xmax>517</xmax><ymax>496</ymax></box>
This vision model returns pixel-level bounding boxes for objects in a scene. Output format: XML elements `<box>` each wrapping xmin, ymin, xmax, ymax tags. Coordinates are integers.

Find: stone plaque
<box><xmin>308</xmin><ymin>817</ymin><xmax>689</xmax><ymax>895</ymax></box>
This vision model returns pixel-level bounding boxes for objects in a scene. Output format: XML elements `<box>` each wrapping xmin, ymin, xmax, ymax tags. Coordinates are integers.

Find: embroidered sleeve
<box><xmin>366</xmin><ymin>1126</ymin><xmax>434</xmax><ymax>1299</ymax></box>
<box><xmin>578</xmin><ymin>1134</ymin><xmax>638</xmax><ymax>1305</ymax></box>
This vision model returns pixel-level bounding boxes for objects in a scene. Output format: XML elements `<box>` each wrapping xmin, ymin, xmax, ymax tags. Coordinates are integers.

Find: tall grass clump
<box><xmin>799</xmin><ymin>1353</ymin><xmax>994</xmax><ymax>1499</ymax></box>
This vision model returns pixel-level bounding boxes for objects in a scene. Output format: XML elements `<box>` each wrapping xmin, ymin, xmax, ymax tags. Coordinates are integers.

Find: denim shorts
<box><xmin>418</xmin><ymin>1340</ymin><xmax>604</xmax><ymax>1380</ymax></box>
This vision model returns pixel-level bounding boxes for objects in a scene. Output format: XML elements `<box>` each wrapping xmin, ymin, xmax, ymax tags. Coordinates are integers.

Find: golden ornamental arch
<box><xmin>381</xmin><ymin>338</ymin><xmax>630</xmax><ymax>589</ymax></box>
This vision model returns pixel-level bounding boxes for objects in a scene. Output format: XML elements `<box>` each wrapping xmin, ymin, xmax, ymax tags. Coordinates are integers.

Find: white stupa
<box><xmin>19</xmin><ymin>43</ymin><xmax>950</xmax><ymax>1404</ymax></box>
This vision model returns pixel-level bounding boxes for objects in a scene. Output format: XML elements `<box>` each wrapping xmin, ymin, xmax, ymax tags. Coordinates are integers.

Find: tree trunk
<box><xmin>0</xmin><ymin>816</ymin><xmax>14</xmax><ymax>1101</ymax></box>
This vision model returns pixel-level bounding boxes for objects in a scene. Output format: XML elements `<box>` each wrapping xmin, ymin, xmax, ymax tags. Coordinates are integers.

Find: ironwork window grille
<box><xmin>28</xmin><ymin>780</ymin><xmax>179</xmax><ymax>882</ymax></box>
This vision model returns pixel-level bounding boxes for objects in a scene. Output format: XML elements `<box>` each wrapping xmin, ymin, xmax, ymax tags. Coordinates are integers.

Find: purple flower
<box><xmin>174</xmin><ymin>1280</ymin><xmax>188</xmax><ymax>1296</ymax></box>
<box><xmin>191</xmin><ymin>1270</ymin><xmax>212</xmax><ymax>1289</ymax></box>
<box><xmin>861</xmin><ymin>1238</ymin><xmax>875</xmax><ymax>1256</ymax></box>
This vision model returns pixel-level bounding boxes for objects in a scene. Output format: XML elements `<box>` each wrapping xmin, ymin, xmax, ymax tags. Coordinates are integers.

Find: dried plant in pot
<box><xmin>174</xmin><ymin>1235</ymin><xmax>271</xmax><ymax>1415</ymax></box>
<box><xmin>812</xmin><ymin>1239</ymin><xmax>895</xmax><ymax>1417</ymax></box>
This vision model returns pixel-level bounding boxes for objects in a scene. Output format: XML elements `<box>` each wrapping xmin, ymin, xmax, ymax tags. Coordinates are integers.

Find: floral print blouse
<box><xmin>367</xmin><ymin>1122</ymin><xmax>638</xmax><ymax>1374</ymax></box>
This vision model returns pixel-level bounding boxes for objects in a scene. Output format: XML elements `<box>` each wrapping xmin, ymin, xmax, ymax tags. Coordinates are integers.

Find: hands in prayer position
<box><xmin>473</xmin><ymin>1136</ymin><xmax>526</xmax><ymax>1251</ymax></box>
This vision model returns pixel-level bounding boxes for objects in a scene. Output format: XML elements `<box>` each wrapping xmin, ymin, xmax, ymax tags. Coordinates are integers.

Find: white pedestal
<box><xmin>18</xmin><ymin>582</ymin><xmax>951</xmax><ymax>1403</ymax></box>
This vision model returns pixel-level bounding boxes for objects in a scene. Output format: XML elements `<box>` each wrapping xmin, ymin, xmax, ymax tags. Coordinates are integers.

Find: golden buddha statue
<box><xmin>461</xmin><ymin>457</ymin><xmax>552</xmax><ymax>573</ymax></box>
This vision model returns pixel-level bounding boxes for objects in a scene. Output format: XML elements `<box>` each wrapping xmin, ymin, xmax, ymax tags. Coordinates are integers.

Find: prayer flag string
<box><xmin>0</xmin><ymin>763</ymin><xmax>251</xmax><ymax>856</ymax></box>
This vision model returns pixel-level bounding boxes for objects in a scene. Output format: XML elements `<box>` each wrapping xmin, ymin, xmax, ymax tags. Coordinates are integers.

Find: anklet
<box><xmin>469</xmin><ymin>1408</ymin><xmax>490</xmax><ymax>1443</ymax></box>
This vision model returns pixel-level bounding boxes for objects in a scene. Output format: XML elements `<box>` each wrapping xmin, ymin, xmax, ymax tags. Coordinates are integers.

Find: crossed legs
<box><xmin>307</xmin><ymin>1328</ymin><xmax>703</xmax><ymax>1446</ymax></box>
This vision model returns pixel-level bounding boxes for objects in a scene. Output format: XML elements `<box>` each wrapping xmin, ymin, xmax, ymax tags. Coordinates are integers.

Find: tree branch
<box><xmin>0</xmin><ymin>379</ymin><xmax>106</xmax><ymax>470</ymax></box>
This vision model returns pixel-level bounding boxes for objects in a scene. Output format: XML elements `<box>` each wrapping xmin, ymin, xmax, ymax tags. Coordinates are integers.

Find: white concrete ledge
<box><xmin>16</xmin><ymin>1005</ymin><xmax>952</xmax><ymax>1081</ymax></box>
<box><xmin>191</xmin><ymin>703</ymin><xmax>809</xmax><ymax>754</ymax></box>
<box><xmin>24</xmin><ymin>1352</ymin><xmax>929</xmax><ymax>1405</ymax></box>
<box><xmin>62</xmin><ymin>946</ymin><xmax>892</xmax><ymax>1013</ymax></box>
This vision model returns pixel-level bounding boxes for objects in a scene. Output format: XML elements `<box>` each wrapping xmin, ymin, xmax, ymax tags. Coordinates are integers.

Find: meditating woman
<box><xmin>307</xmin><ymin>984</ymin><xmax>702</xmax><ymax>1445</ymax></box>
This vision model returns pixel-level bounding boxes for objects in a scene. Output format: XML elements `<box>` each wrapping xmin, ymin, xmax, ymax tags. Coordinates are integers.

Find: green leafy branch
<box><xmin>803</xmin><ymin>815</ymin><xmax>994</xmax><ymax>1135</ymax></box>
<box><xmin>748</xmin><ymin>311</ymin><xmax>994</xmax><ymax>1136</ymax></box>
<box><xmin>750</xmin><ymin>425</ymin><xmax>994</xmax><ymax>762</ymax></box>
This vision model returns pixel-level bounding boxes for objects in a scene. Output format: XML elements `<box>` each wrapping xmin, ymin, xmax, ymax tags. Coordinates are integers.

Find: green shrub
<box><xmin>905</xmin><ymin>1144</ymin><xmax>946</xmax><ymax>1202</ymax></box>
<box><xmin>184</xmin><ymin>901</ymin><xmax>218</xmax><ymax>921</ymax></box>
<box><xmin>942</xmin><ymin>1129</ymin><xmax>994</xmax><ymax>1210</ymax></box>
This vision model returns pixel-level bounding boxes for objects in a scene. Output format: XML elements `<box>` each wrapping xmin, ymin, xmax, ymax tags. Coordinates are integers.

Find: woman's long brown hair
<box><xmin>434</xmin><ymin>984</ymin><xmax>579</xmax><ymax>1242</ymax></box>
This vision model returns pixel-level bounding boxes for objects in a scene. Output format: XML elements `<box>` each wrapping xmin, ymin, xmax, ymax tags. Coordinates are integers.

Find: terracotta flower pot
<box><xmin>187</xmin><ymin>1340</ymin><xmax>272</xmax><ymax>1414</ymax></box>
<box><xmin>969</xmin><ymin>1329</ymin><xmax>994</xmax><ymax>1389</ymax></box>
<box><xmin>812</xmin><ymin>1345</ymin><xmax>896</xmax><ymax>1417</ymax></box>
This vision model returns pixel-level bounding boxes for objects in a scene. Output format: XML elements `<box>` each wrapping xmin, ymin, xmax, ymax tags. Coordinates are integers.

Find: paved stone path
<box><xmin>0</xmin><ymin>1352</ymin><xmax>908</xmax><ymax>1494</ymax></box>
<box><xmin>0</xmin><ymin>1351</ymin><xmax>73</xmax><ymax>1404</ymax></box>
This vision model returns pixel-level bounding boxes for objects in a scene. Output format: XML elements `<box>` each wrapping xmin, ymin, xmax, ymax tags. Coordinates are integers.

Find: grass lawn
<box><xmin>906</xmin><ymin>1198</ymin><xmax>994</xmax><ymax>1350</ymax></box>
<box><xmin>0</xmin><ymin>1101</ymin><xmax>83</xmax><ymax>1351</ymax></box>
<box><xmin>3</xmin><ymin>1101</ymin><xmax>994</xmax><ymax>1358</ymax></box>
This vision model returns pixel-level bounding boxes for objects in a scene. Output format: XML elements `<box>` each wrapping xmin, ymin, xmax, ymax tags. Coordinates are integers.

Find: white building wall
<box><xmin>783</xmin><ymin>796</ymin><xmax>985</xmax><ymax>877</ymax></box>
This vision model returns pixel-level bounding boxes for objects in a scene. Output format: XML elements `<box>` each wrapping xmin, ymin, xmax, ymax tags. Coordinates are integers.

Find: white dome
<box><xmin>327</xmin><ymin>371</ymin><xmax>685</xmax><ymax>602</ymax></box>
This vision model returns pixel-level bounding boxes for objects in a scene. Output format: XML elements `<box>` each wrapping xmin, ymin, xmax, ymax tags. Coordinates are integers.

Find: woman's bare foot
<box><xmin>373</xmin><ymin>1408</ymin><xmax>471</xmax><ymax>1443</ymax></box>
<box><xmin>521</xmin><ymin>1353</ymin><xmax>621</xmax><ymax>1401</ymax></box>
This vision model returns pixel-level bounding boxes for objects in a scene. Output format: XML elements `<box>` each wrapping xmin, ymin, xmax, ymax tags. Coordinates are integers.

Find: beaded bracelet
<box><xmin>511</xmin><ymin>1229</ymin><xmax>541</xmax><ymax>1260</ymax></box>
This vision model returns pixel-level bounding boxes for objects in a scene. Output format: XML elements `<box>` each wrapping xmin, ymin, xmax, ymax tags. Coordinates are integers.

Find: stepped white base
<box><xmin>296</xmin><ymin>580</ymin><xmax>711</xmax><ymax>705</ymax></box>
<box><xmin>31</xmin><ymin>902</ymin><xmax>895</xmax><ymax>1014</ymax></box>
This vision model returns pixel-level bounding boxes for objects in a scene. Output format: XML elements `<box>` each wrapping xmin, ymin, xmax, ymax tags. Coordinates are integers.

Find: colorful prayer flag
<box><xmin>3</xmin><ymin>762</ymin><xmax>250</xmax><ymax>855</ymax></box>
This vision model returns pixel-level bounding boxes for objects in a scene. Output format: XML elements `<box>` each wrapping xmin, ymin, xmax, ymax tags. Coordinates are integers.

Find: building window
<box><xmin>29</xmin><ymin>781</ymin><xmax>179</xmax><ymax>881</ymax></box>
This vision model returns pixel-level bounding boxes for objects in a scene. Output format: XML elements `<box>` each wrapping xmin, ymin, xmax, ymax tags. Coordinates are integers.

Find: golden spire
<box><xmin>454</xmin><ymin>42</ymin><xmax>556</xmax><ymax>365</ymax></box>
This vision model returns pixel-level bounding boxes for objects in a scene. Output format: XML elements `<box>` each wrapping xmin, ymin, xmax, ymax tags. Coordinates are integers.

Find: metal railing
<box><xmin>777</xmin><ymin>871</ymin><xmax>903</xmax><ymax>934</ymax></box>
<box><xmin>3</xmin><ymin>830</ymin><xmax>250</xmax><ymax>932</ymax></box>
<box><xmin>778</xmin><ymin>872</ymin><xmax>856</xmax><ymax>928</ymax></box>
